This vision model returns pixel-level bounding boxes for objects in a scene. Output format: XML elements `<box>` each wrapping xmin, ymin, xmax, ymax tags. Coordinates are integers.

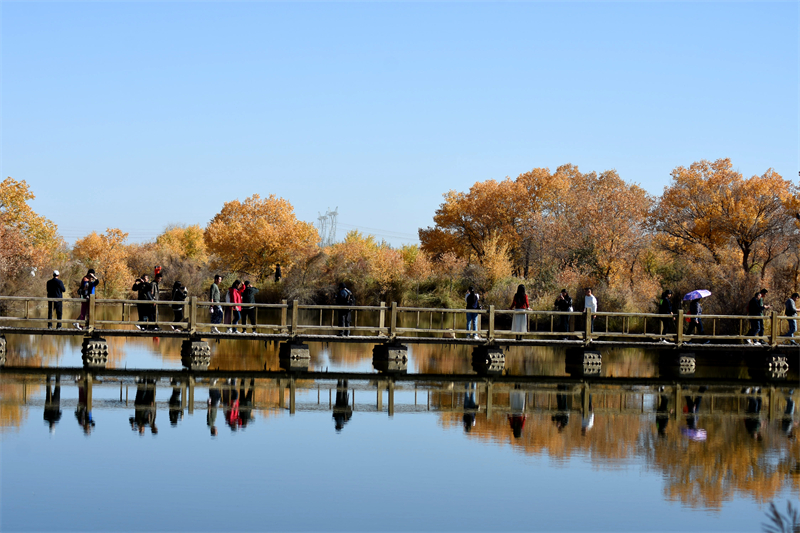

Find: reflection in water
<box><xmin>682</xmin><ymin>386</ymin><xmax>707</xmax><ymax>441</ymax></box>
<box><xmin>508</xmin><ymin>385</ymin><xmax>526</xmax><ymax>439</ymax></box>
<box><xmin>463</xmin><ymin>383</ymin><xmax>478</xmax><ymax>433</ymax></box>
<box><xmin>208</xmin><ymin>379</ymin><xmax>221</xmax><ymax>436</ymax></box>
<box><xmin>75</xmin><ymin>377</ymin><xmax>94</xmax><ymax>434</ymax></box>
<box><xmin>168</xmin><ymin>379</ymin><xmax>183</xmax><ymax>426</ymax></box>
<box><xmin>551</xmin><ymin>384</ymin><xmax>570</xmax><ymax>432</ymax></box>
<box><xmin>43</xmin><ymin>375</ymin><xmax>61</xmax><ymax>432</ymax></box>
<box><xmin>333</xmin><ymin>379</ymin><xmax>352</xmax><ymax>432</ymax></box>
<box><xmin>130</xmin><ymin>379</ymin><xmax>157</xmax><ymax>435</ymax></box>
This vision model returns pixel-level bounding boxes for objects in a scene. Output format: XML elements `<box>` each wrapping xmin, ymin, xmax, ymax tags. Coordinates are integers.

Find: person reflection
<box><xmin>743</xmin><ymin>387</ymin><xmax>764</xmax><ymax>440</ymax></box>
<box><xmin>781</xmin><ymin>388</ymin><xmax>796</xmax><ymax>440</ymax></box>
<box><xmin>208</xmin><ymin>379</ymin><xmax>221</xmax><ymax>436</ymax></box>
<box><xmin>75</xmin><ymin>379</ymin><xmax>95</xmax><ymax>435</ymax></box>
<box><xmin>463</xmin><ymin>382</ymin><xmax>478</xmax><ymax>433</ymax></box>
<box><xmin>581</xmin><ymin>393</ymin><xmax>594</xmax><ymax>436</ymax></box>
<box><xmin>507</xmin><ymin>384</ymin><xmax>526</xmax><ymax>439</ymax></box>
<box><xmin>168</xmin><ymin>379</ymin><xmax>183</xmax><ymax>426</ymax></box>
<box><xmin>43</xmin><ymin>375</ymin><xmax>62</xmax><ymax>433</ymax></box>
<box><xmin>551</xmin><ymin>384</ymin><xmax>570</xmax><ymax>432</ymax></box>
<box><xmin>129</xmin><ymin>378</ymin><xmax>157</xmax><ymax>435</ymax></box>
<box><xmin>237</xmin><ymin>379</ymin><xmax>255</xmax><ymax>429</ymax></box>
<box><xmin>223</xmin><ymin>379</ymin><xmax>241</xmax><ymax>431</ymax></box>
<box><xmin>681</xmin><ymin>386</ymin><xmax>707</xmax><ymax>441</ymax></box>
<box><xmin>333</xmin><ymin>380</ymin><xmax>353</xmax><ymax>432</ymax></box>
<box><xmin>655</xmin><ymin>386</ymin><xmax>671</xmax><ymax>437</ymax></box>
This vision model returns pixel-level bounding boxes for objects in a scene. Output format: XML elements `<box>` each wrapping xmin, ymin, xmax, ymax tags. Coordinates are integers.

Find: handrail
<box><xmin>0</xmin><ymin>295</ymin><xmax>795</xmax><ymax>346</ymax></box>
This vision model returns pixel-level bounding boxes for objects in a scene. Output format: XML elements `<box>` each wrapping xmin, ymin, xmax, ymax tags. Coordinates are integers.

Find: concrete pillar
<box><xmin>81</xmin><ymin>337</ymin><xmax>109</xmax><ymax>368</ymax></box>
<box><xmin>471</xmin><ymin>346</ymin><xmax>505</xmax><ymax>376</ymax></box>
<box><xmin>181</xmin><ymin>340</ymin><xmax>211</xmax><ymax>370</ymax></box>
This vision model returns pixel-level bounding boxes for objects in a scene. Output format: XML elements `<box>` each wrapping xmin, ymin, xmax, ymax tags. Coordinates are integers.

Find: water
<box><xmin>1</xmin><ymin>335</ymin><xmax>798</xmax><ymax>532</ymax></box>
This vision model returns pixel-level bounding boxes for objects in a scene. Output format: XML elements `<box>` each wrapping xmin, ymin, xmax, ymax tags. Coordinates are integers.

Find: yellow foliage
<box><xmin>204</xmin><ymin>194</ymin><xmax>319</xmax><ymax>279</ymax></box>
<box><xmin>72</xmin><ymin>228</ymin><xmax>132</xmax><ymax>297</ymax></box>
<box><xmin>156</xmin><ymin>224</ymin><xmax>208</xmax><ymax>261</ymax></box>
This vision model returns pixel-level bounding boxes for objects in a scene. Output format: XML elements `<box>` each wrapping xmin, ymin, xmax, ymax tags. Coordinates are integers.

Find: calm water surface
<box><xmin>1</xmin><ymin>335</ymin><xmax>797</xmax><ymax>532</ymax></box>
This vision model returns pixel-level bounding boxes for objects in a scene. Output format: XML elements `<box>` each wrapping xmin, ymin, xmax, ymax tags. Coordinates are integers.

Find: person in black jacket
<box><xmin>170</xmin><ymin>281</ymin><xmax>187</xmax><ymax>329</ymax></box>
<box><xmin>554</xmin><ymin>289</ymin><xmax>573</xmax><ymax>333</ymax></box>
<box><xmin>745</xmin><ymin>289</ymin><xmax>771</xmax><ymax>344</ymax></box>
<box><xmin>657</xmin><ymin>290</ymin><xmax>675</xmax><ymax>342</ymax></box>
<box><xmin>132</xmin><ymin>275</ymin><xmax>156</xmax><ymax>330</ymax></box>
<box><xmin>46</xmin><ymin>270</ymin><xmax>66</xmax><ymax>329</ymax></box>
<box><xmin>335</xmin><ymin>283</ymin><xmax>354</xmax><ymax>336</ymax></box>
<box><xmin>241</xmin><ymin>281</ymin><xmax>259</xmax><ymax>333</ymax></box>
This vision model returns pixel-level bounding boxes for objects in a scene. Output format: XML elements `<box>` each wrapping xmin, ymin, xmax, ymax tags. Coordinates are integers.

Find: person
<box><xmin>130</xmin><ymin>378</ymin><xmax>157</xmax><ymax>435</ymax></box>
<box><xmin>463</xmin><ymin>382</ymin><xmax>478</xmax><ymax>432</ymax></box>
<box><xmin>207</xmin><ymin>379</ymin><xmax>221</xmax><ymax>436</ymax></box>
<box><xmin>75</xmin><ymin>378</ymin><xmax>95</xmax><ymax>434</ymax></box>
<box><xmin>657</xmin><ymin>290</ymin><xmax>675</xmax><ymax>343</ymax></box>
<box><xmin>74</xmin><ymin>269</ymin><xmax>99</xmax><ymax>330</ymax></box>
<box><xmin>132</xmin><ymin>274</ymin><xmax>156</xmax><ymax>330</ymax></box>
<box><xmin>46</xmin><ymin>270</ymin><xmax>66</xmax><ymax>329</ymax></box>
<box><xmin>209</xmin><ymin>275</ymin><xmax>223</xmax><ymax>333</ymax></box>
<box><xmin>170</xmin><ymin>281</ymin><xmax>187</xmax><ymax>330</ymax></box>
<box><xmin>746</xmin><ymin>289</ymin><xmax>771</xmax><ymax>344</ymax></box>
<box><xmin>785</xmin><ymin>293</ymin><xmax>799</xmax><ymax>345</ymax></box>
<box><xmin>551</xmin><ymin>384</ymin><xmax>570</xmax><ymax>431</ymax></box>
<box><xmin>43</xmin><ymin>375</ymin><xmax>62</xmax><ymax>433</ymax></box>
<box><xmin>335</xmin><ymin>283</ymin><xmax>354</xmax><ymax>336</ymax></box>
<box><xmin>743</xmin><ymin>387</ymin><xmax>764</xmax><ymax>439</ymax></box>
<box><xmin>333</xmin><ymin>379</ymin><xmax>353</xmax><ymax>431</ymax></box>
<box><xmin>507</xmin><ymin>384</ymin><xmax>526</xmax><ymax>439</ymax></box>
<box><xmin>274</xmin><ymin>263</ymin><xmax>282</xmax><ymax>282</ymax></box>
<box><xmin>584</xmin><ymin>288</ymin><xmax>598</xmax><ymax>333</ymax></box>
<box><xmin>686</xmin><ymin>296</ymin><xmax>705</xmax><ymax>339</ymax></box>
<box><xmin>509</xmin><ymin>284</ymin><xmax>529</xmax><ymax>340</ymax></box>
<box><xmin>554</xmin><ymin>289</ymin><xmax>573</xmax><ymax>334</ymax></box>
<box><xmin>168</xmin><ymin>379</ymin><xmax>183</xmax><ymax>426</ymax></box>
<box><xmin>465</xmin><ymin>287</ymin><xmax>481</xmax><ymax>339</ymax></box>
<box><xmin>655</xmin><ymin>386</ymin><xmax>670</xmax><ymax>437</ymax></box>
<box><xmin>227</xmin><ymin>280</ymin><xmax>244</xmax><ymax>333</ymax></box>
<box><xmin>241</xmin><ymin>281</ymin><xmax>259</xmax><ymax>333</ymax></box>
<box><xmin>151</xmin><ymin>272</ymin><xmax>163</xmax><ymax>324</ymax></box>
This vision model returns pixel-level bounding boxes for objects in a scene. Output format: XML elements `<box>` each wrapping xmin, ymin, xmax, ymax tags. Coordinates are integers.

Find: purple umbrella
<box><xmin>683</xmin><ymin>290</ymin><xmax>711</xmax><ymax>301</ymax></box>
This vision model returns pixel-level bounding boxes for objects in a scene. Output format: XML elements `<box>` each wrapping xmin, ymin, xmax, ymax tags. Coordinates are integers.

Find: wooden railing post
<box><xmin>488</xmin><ymin>305</ymin><xmax>495</xmax><ymax>341</ymax></box>
<box><xmin>390</xmin><ymin>302</ymin><xmax>397</xmax><ymax>339</ymax></box>
<box><xmin>24</xmin><ymin>300</ymin><xmax>29</xmax><ymax>320</ymax></box>
<box><xmin>379</xmin><ymin>302</ymin><xmax>386</xmax><ymax>335</ymax></box>
<box><xmin>584</xmin><ymin>308</ymin><xmax>592</xmax><ymax>344</ymax></box>
<box><xmin>291</xmin><ymin>300</ymin><xmax>299</xmax><ymax>337</ymax></box>
<box><xmin>676</xmin><ymin>309</ymin><xmax>684</xmax><ymax>345</ymax></box>
<box><xmin>281</xmin><ymin>300</ymin><xmax>288</xmax><ymax>334</ymax></box>
<box><xmin>189</xmin><ymin>296</ymin><xmax>197</xmax><ymax>334</ymax></box>
<box><xmin>87</xmin><ymin>293</ymin><xmax>96</xmax><ymax>333</ymax></box>
<box><xmin>770</xmin><ymin>310</ymin><xmax>779</xmax><ymax>347</ymax></box>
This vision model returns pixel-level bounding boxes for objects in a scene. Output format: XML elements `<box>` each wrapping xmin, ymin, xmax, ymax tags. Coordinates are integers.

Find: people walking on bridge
<box><xmin>227</xmin><ymin>280</ymin><xmax>244</xmax><ymax>333</ymax></box>
<box><xmin>241</xmin><ymin>281</ymin><xmax>259</xmax><ymax>333</ymax></box>
<box><xmin>465</xmin><ymin>286</ymin><xmax>481</xmax><ymax>339</ymax></box>
<box><xmin>785</xmin><ymin>293</ymin><xmax>799</xmax><ymax>345</ymax></box>
<box><xmin>584</xmin><ymin>288</ymin><xmax>598</xmax><ymax>333</ymax></box>
<box><xmin>509</xmin><ymin>284</ymin><xmax>529</xmax><ymax>340</ymax></box>
<box><xmin>335</xmin><ymin>283</ymin><xmax>354</xmax><ymax>336</ymax></box>
<box><xmin>171</xmin><ymin>281</ymin><xmax>187</xmax><ymax>330</ymax></box>
<box><xmin>46</xmin><ymin>270</ymin><xmax>65</xmax><ymax>329</ymax></box>
<box><xmin>151</xmin><ymin>272</ymin><xmax>163</xmax><ymax>324</ymax></box>
<box><xmin>209</xmin><ymin>275</ymin><xmax>223</xmax><ymax>333</ymax></box>
<box><xmin>745</xmin><ymin>289</ymin><xmax>771</xmax><ymax>344</ymax></box>
<box><xmin>686</xmin><ymin>296</ymin><xmax>704</xmax><ymax>338</ymax></box>
<box><xmin>554</xmin><ymin>289</ymin><xmax>573</xmax><ymax>334</ymax></box>
<box><xmin>74</xmin><ymin>269</ymin><xmax>99</xmax><ymax>330</ymax></box>
<box><xmin>657</xmin><ymin>290</ymin><xmax>676</xmax><ymax>343</ymax></box>
<box><xmin>132</xmin><ymin>274</ymin><xmax>156</xmax><ymax>330</ymax></box>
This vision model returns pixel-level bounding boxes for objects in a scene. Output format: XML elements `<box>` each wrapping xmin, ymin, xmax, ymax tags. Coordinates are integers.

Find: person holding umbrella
<box><xmin>683</xmin><ymin>289</ymin><xmax>711</xmax><ymax>341</ymax></box>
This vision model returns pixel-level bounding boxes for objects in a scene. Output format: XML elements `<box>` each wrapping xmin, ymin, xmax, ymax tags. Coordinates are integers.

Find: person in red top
<box><xmin>510</xmin><ymin>284</ymin><xmax>529</xmax><ymax>339</ymax></box>
<box><xmin>227</xmin><ymin>280</ymin><xmax>244</xmax><ymax>333</ymax></box>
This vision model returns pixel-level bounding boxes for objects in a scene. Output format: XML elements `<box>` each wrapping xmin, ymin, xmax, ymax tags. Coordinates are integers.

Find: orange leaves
<box><xmin>156</xmin><ymin>224</ymin><xmax>208</xmax><ymax>261</ymax></box>
<box><xmin>204</xmin><ymin>194</ymin><xmax>319</xmax><ymax>279</ymax></box>
<box><xmin>72</xmin><ymin>229</ymin><xmax>132</xmax><ymax>297</ymax></box>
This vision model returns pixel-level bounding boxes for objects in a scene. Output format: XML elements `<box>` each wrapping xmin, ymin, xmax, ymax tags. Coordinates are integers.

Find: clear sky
<box><xmin>2</xmin><ymin>1</ymin><xmax>797</xmax><ymax>246</ymax></box>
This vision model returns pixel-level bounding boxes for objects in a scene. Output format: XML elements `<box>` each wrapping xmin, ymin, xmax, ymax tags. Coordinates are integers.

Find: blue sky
<box><xmin>2</xmin><ymin>1</ymin><xmax>797</xmax><ymax>246</ymax></box>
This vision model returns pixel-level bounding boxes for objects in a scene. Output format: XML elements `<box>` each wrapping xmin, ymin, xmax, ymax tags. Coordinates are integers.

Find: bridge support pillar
<box><xmin>0</xmin><ymin>335</ymin><xmax>6</xmax><ymax>366</ymax></box>
<box><xmin>659</xmin><ymin>352</ymin><xmax>696</xmax><ymax>378</ymax></box>
<box><xmin>181</xmin><ymin>340</ymin><xmax>211</xmax><ymax>370</ymax></box>
<box><xmin>471</xmin><ymin>345</ymin><xmax>505</xmax><ymax>376</ymax></box>
<box><xmin>372</xmin><ymin>343</ymin><xmax>408</xmax><ymax>373</ymax></box>
<box><xmin>279</xmin><ymin>342</ymin><xmax>310</xmax><ymax>371</ymax></box>
<box><xmin>566</xmin><ymin>349</ymin><xmax>602</xmax><ymax>377</ymax></box>
<box><xmin>81</xmin><ymin>337</ymin><xmax>109</xmax><ymax>368</ymax></box>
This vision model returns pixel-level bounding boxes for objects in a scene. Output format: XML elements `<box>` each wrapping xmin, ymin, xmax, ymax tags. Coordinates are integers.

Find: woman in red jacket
<box><xmin>228</xmin><ymin>280</ymin><xmax>244</xmax><ymax>333</ymax></box>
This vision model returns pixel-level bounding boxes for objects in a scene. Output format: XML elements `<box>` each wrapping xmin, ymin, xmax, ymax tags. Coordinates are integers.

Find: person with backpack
<box><xmin>241</xmin><ymin>281</ymin><xmax>259</xmax><ymax>333</ymax></box>
<box><xmin>657</xmin><ymin>290</ymin><xmax>676</xmax><ymax>343</ymax></box>
<box><xmin>554</xmin><ymin>289</ymin><xmax>573</xmax><ymax>334</ymax></box>
<box><xmin>745</xmin><ymin>289</ymin><xmax>771</xmax><ymax>344</ymax></box>
<box><xmin>465</xmin><ymin>287</ymin><xmax>481</xmax><ymax>339</ymax></box>
<box><xmin>171</xmin><ymin>281</ymin><xmax>188</xmax><ymax>330</ymax></box>
<box><xmin>132</xmin><ymin>274</ymin><xmax>156</xmax><ymax>330</ymax></box>
<box><xmin>335</xmin><ymin>282</ymin><xmax>354</xmax><ymax>336</ymax></box>
<box><xmin>74</xmin><ymin>269</ymin><xmax>99</xmax><ymax>330</ymax></box>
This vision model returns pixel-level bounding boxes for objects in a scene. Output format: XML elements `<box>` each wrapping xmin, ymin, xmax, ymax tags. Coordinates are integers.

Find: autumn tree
<box><xmin>204</xmin><ymin>194</ymin><xmax>319</xmax><ymax>280</ymax></box>
<box><xmin>156</xmin><ymin>224</ymin><xmax>208</xmax><ymax>261</ymax></box>
<box><xmin>72</xmin><ymin>229</ymin><xmax>132</xmax><ymax>297</ymax></box>
<box><xmin>0</xmin><ymin>178</ymin><xmax>62</xmax><ymax>285</ymax></box>
<box><xmin>650</xmin><ymin>159</ymin><xmax>799</xmax><ymax>279</ymax></box>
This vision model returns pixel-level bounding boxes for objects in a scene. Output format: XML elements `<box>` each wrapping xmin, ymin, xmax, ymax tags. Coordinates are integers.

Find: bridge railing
<box><xmin>0</xmin><ymin>295</ymin><xmax>796</xmax><ymax>346</ymax></box>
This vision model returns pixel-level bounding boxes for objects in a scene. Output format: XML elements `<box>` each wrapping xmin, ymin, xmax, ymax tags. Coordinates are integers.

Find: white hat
<box><xmin>53</xmin><ymin>270</ymin><xmax>60</xmax><ymax>276</ymax></box>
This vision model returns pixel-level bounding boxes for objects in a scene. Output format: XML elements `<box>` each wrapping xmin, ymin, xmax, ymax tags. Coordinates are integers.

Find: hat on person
<box><xmin>53</xmin><ymin>270</ymin><xmax>59</xmax><ymax>276</ymax></box>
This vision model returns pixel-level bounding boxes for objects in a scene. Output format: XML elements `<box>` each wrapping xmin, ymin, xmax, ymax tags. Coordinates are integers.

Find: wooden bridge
<box><xmin>0</xmin><ymin>294</ymin><xmax>798</xmax><ymax>349</ymax></box>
